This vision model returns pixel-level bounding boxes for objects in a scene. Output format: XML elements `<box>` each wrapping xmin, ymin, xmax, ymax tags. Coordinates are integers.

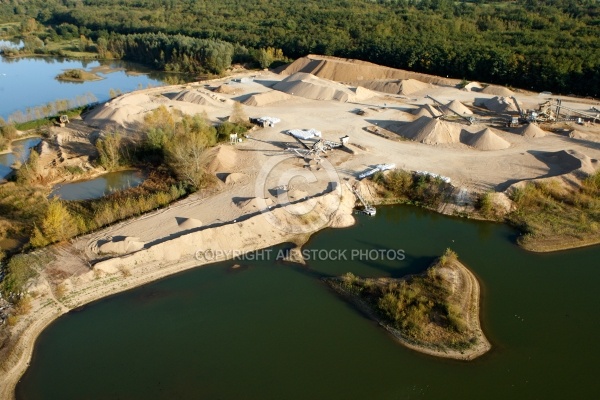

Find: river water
<box><xmin>15</xmin><ymin>205</ymin><xmax>600</xmax><ymax>399</ymax></box>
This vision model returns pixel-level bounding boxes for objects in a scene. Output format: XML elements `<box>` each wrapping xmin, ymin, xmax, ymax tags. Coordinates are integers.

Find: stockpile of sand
<box><xmin>243</xmin><ymin>90</ymin><xmax>293</xmax><ymax>106</ymax></box>
<box><xmin>177</xmin><ymin>218</ymin><xmax>203</xmax><ymax>230</ymax></box>
<box><xmin>98</xmin><ymin>237</ymin><xmax>144</xmax><ymax>255</ymax></box>
<box><xmin>165</xmin><ymin>89</ymin><xmax>230</xmax><ymax>107</ymax></box>
<box><xmin>444</xmin><ymin>100</ymin><xmax>473</xmax><ymax>115</ymax></box>
<box><xmin>84</xmin><ymin>102</ymin><xmax>146</xmax><ymax>129</ymax></box>
<box><xmin>462</xmin><ymin>82</ymin><xmax>483</xmax><ymax>92</ymax></box>
<box><xmin>350</xmin><ymin>79</ymin><xmax>430</xmax><ymax>95</ymax></box>
<box><xmin>224</xmin><ymin>172</ymin><xmax>248</xmax><ymax>184</ymax></box>
<box><xmin>517</xmin><ymin>124</ymin><xmax>548</xmax><ymax>138</ymax></box>
<box><xmin>413</xmin><ymin>104</ymin><xmax>443</xmax><ymax>118</ymax></box>
<box><xmin>477</xmin><ymin>96</ymin><xmax>521</xmax><ymax>114</ymax></box>
<box><xmin>204</xmin><ymin>145</ymin><xmax>237</xmax><ymax>173</ymax></box>
<box><xmin>213</xmin><ymin>84</ymin><xmax>240</xmax><ymax>95</ymax></box>
<box><xmin>353</xmin><ymin>86</ymin><xmax>378</xmax><ymax>101</ymax></box>
<box><xmin>273</xmin><ymin>72</ymin><xmax>359</xmax><ymax>102</ymax></box>
<box><xmin>467</xmin><ymin>128</ymin><xmax>511</xmax><ymax>151</ymax></box>
<box><xmin>280</xmin><ymin>54</ymin><xmax>456</xmax><ymax>86</ymax></box>
<box><xmin>481</xmin><ymin>85</ymin><xmax>514</xmax><ymax>97</ymax></box>
<box><xmin>397</xmin><ymin>116</ymin><xmax>461</xmax><ymax>145</ymax></box>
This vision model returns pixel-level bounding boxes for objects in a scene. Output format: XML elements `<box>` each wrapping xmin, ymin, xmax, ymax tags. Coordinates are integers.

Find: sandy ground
<box><xmin>2</xmin><ymin>55</ymin><xmax>600</xmax><ymax>397</ymax></box>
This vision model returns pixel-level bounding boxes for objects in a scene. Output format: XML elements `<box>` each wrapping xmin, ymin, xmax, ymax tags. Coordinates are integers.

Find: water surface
<box><xmin>50</xmin><ymin>170</ymin><xmax>146</xmax><ymax>200</ymax></box>
<box><xmin>16</xmin><ymin>206</ymin><xmax>600</xmax><ymax>399</ymax></box>
<box><xmin>0</xmin><ymin>56</ymin><xmax>188</xmax><ymax>120</ymax></box>
<box><xmin>0</xmin><ymin>137</ymin><xmax>41</xmax><ymax>179</ymax></box>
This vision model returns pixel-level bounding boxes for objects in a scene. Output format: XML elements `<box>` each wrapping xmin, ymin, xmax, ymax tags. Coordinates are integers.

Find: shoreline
<box><xmin>0</xmin><ymin>188</ymin><xmax>354</xmax><ymax>399</ymax></box>
<box><xmin>325</xmin><ymin>259</ymin><xmax>491</xmax><ymax>361</ymax></box>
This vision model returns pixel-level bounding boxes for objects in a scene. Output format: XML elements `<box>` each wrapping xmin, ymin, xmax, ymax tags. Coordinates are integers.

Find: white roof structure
<box><xmin>286</xmin><ymin>129</ymin><xmax>322</xmax><ymax>140</ymax></box>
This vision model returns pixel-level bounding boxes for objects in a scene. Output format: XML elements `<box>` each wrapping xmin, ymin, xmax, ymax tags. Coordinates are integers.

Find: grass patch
<box><xmin>508</xmin><ymin>174</ymin><xmax>600</xmax><ymax>250</ymax></box>
<box><xmin>56</xmin><ymin>68</ymin><xmax>102</xmax><ymax>82</ymax></box>
<box><xmin>329</xmin><ymin>249</ymin><xmax>476</xmax><ymax>351</ymax></box>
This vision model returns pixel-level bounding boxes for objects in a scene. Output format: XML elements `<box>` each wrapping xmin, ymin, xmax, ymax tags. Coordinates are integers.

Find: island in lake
<box><xmin>326</xmin><ymin>249</ymin><xmax>491</xmax><ymax>360</ymax></box>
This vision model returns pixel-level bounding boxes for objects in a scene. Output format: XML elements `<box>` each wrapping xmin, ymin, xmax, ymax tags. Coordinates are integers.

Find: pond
<box><xmin>0</xmin><ymin>137</ymin><xmax>41</xmax><ymax>180</ymax></box>
<box><xmin>50</xmin><ymin>169</ymin><xmax>146</xmax><ymax>201</ymax></box>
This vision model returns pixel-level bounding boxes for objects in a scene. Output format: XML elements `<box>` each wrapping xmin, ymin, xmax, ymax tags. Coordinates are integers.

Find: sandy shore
<box><xmin>0</xmin><ymin>186</ymin><xmax>355</xmax><ymax>399</ymax></box>
<box><xmin>326</xmin><ymin>258</ymin><xmax>491</xmax><ymax>361</ymax></box>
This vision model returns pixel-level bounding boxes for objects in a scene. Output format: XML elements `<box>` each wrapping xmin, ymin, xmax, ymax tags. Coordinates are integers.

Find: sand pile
<box><xmin>84</xmin><ymin>102</ymin><xmax>146</xmax><ymax>129</ymax></box>
<box><xmin>467</xmin><ymin>128</ymin><xmax>511</xmax><ymax>151</ymax></box>
<box><xmin>413</xmin><ymin>104</ymin><xmax>443</xmax><ymax>118</ymax></box>
<box><xmin>242</xmin><ymin>90</ymin><xmax>293</xmax><ymax>106</ymax></box>
<box><xmin>517</xmin><ymin>124</ymin><xmax>548</xmax><ymax>138</ymax></box>
<box><xmin>353</xmin><ymin>86</ymin><xmax>378</xmax><ymax>101</ymax></box>
<box><xmin>225</xmin><ymin>172</ymin><xmax>248</xmax><ymax>185</ymax></box>
<box><xmin>273</xmin><ymin>72</ymin><xmax>358</xmax><ymax>102</ymax></box>
<box><xmin>214</xmin><ymin>84</ymin><xmax>240</xmax><ymax>95</ymax></box>
<box><xmin>350</xmin><ymin>79</ymin><xmax>430</xmax><ymax>95</ymax></box>
<box><xmin>177</xmin><ymin>218</ymin><xmax>203</xmax><ymax>230</ymax></box>
<box><xmin>166</xmin><ymin>89</ymin><xmax>230</xmax><ymax>107</ymax></box>
<box><xmin>280</xmin><ymin>54</ymin><xmax>456</xmax><ymax>86</ymax></box>
<box><xmin>204</xmin><ymin>145</ymin><xmax>237</xmax><ymax>173</ymax></box>
<box><xmin>481</xmin><ymin>85</ymin><xmax>514</xmax><ymax>96</ymax></box>
<box><xmin>235</xmin><ymin>197</ymin><xmax>274</xmax><ymax>213</ymax></box>
<box><xmin>462</xmin><ymin>82</ymin><xmax>483</xmax><ymax>92</ymax></box>
<box><xmin>477</xmin><ymin>96</ymin><xmax>520</xmax><ymax>114</ymax></box>
<box><xmin>444</xmin><ymin>100</ymin><xmax>473</xmax><ymax>115</ymax></box>
<box><xmin>397</xmin><ymin>116</ymin><xmax>461</xmax><ymax>145</ymax></box>
<box><xmin>98</xmin><ymin>237</ymin><xmax>144</xmax><ymax>255</ymax></box>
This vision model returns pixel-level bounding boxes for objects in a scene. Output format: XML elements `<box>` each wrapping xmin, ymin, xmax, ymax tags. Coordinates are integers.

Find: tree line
<box><xmin>1</xmin><ymin>0</ymin><xmax>599</xmax><ymax>94</ymax></box>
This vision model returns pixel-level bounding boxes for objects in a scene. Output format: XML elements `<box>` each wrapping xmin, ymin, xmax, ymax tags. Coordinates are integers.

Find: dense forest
<box><xmin>0</xmin><ymin>0</ymin><xmax>599</xmax><ymax>95</ymax></box>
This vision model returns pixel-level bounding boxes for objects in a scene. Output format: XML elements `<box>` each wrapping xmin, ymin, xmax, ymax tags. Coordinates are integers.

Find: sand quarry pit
<box><xmin>8</xmin><ymin>56</ymin><xmax>600</xmax><ymax>400</ymax></box>
<box><xmin>71</xmin><ymin>55</ymin><xmax>600</xmax><ymax>252</ymax></box>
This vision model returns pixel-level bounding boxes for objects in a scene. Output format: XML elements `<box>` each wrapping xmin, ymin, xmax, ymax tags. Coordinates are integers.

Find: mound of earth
<box><xmin>204</xmin><ymin>145</ymin><xmax>238</xmax><ymax>173</ymax></box>
<box><xmin>225</xmin><ymin>172</ymin><xmax>248</xmax><ymax>184</ymax></box>
<box><xmin>444</xmin><ymin>100</ymin><xmax>473</xmax><ymax>115</ymax></box>
<box><xmin>273</xmin><ymin>72</ymin><xmax>360</xmax><ymax>102</ymax></box>
<box><xmin>84</xmin><ymin>102</ymin><xmax>146</xmax><ymax>129</ymax></box>
<box><xmin>467</xmin><ymin>128</ymin><xmax>511</xmax><ymax>151</ymax></box>
<box><xmin>517</xmin><ymin>124</ymin><xmax>548</xmax><ymax>138</ymax></box>
<box><xmin>545</xmin><ymin>150</ymin><xmax>598</xmax><ymax>175</ymax></box>
<box><xmin>213</xmin><ymin>84</ymin><xmax>240</xmax><ymax>95</ymax></box>
<box><xmin>477</xmin><ymin>96</ymin><xmax>521</xmax><ymax>114</ymax></box>
<box><xmin>280</xmin><ymin>54</ymin><xmax>456</xmax><ymax>86</ymax></box>
<box><xmin>481</xmin><ymin>85</ymin><xmax>514</xmax><ymax>96</ymax></box>
<box><xmin>242</xmin><ymin>90</ymin><xmax>293</xmax><ymax>106</ymax></box>
<box><xmin>413</xmin><ymin>104</ymin><xmax>443</xmax><ymax>118</ymax></box>
<box><xmin>177</xmin><ymin>218</ymin><xmax>203</xmax><ymax>230</ymax></box>
<box><xmin>98</xmin><ymin>236</ymin><xmax>144</xmax><ymax>255</ymax></box>
<box><xmin>462</xmin><ymin>82</ymin><xmax>483</xmax><ymax>92</ymax></box>
<box><xmin>396</xmin><ymin>116</ymin><xmax>461</xmax><ymax>145</ymax></box>
<box><xmin>165</xmin><ymin>89</ymin><xmax>230</xmax><ymax>107</ymax></box>
<box><xmin>350</xmin><ymin>78</ymin><xmax>430</xmax><ymax>96</ymax></box>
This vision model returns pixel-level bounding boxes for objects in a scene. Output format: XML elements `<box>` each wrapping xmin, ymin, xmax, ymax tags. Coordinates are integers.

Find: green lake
<box><xmin>15</xmin><ymin>205</ymin><xmax>600</xmax><ymax>399</ymax></box>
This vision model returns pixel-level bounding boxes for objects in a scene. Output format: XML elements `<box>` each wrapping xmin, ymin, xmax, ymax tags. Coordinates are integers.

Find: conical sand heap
<box><xmin>444</xmin><ymin>100</ymin><xmax>473</xmax><ymax>115</ymax></box>
<box><xmin>467</xmin><ymin>128</ymin><xmax>511</xmax><ymax>150</ymax></box>
<box><xmin>399</xmin><ymin>116</ymin><xmax>461</xmax><ymax>145</ymax></box>
<box><xmin>517</xmin><ymin>124</ymin><xmax>548</xmax><ymax>138</ymax></box>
